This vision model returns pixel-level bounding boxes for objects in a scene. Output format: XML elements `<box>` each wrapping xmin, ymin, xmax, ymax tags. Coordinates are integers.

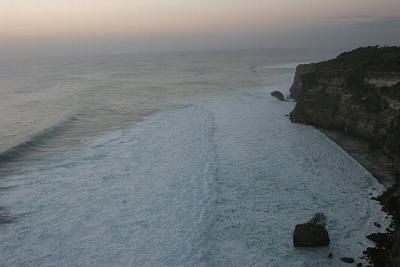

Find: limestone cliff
<box><xmin>289</xmin><ymin>46</ymin><xmax>400</xmax><ymax>266</ymax></box>
<box><xmin>290</xmin><ymin>46</ymin><xmax>400</xmax><ymax>158</ymax></box>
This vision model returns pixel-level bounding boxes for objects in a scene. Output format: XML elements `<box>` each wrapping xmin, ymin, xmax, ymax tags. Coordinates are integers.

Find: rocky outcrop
<box><xmin>365</xmin><ymin>185</ymin><xmax>400</xmax><ymax>267</ymax></box>
<box><xmin>293</xmin><ymin>224</ymin><xmax>330</xmax><ymax>247</ymax></box>
<box><xmin>293</xmin><ymin>213</ymin><xmax>330</xmax><ymax>247</ymax></box>
<box><xmin>290</xmin><ymin>46</ymin><xmax>400</xmax><ymax>159</ymax></box>
<box><xmin>271</xmin><ymin>91</ymin><xmax>285</xmax><ymax>101</ymax></box>
<box><xmin>341</xmin><ymin>257</ymin><xmax>355</xmax><ymax>264</ymax></box>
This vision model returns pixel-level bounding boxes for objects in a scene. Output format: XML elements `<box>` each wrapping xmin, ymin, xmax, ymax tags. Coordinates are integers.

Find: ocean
<box><xmin>0</xmin><ymin>49</ymin><xmax>389</xmax><ymax>266</ymax></box>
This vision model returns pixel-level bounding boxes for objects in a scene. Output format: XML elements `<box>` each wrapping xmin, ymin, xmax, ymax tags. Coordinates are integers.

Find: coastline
<box><xmin>0</xmin><ymin>85</ymin><xmax>387</xmax><ymax>265</ymax></box>
<box><xmin>316</xmin><ymin>125</ymin><xmax>400</xmax><ymax>266</ymax></box>
<box><xmin>320</xmin><ymin>129</ymin><xmax>396</xmax><ymax>189</ymax></box>
<box><xmin>288</xmin><ymin>46</ymin><xmax>400</xmax><ymax>266</ymax></box>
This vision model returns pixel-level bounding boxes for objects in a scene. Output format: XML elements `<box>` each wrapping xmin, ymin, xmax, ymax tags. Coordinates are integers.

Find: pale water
<box><xmin>0</xmin><ymin>50</ymin><xmax>389</xmax><ymax>266</ymax></box>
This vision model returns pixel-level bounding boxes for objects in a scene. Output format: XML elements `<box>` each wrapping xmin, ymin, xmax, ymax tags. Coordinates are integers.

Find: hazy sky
<box><xmin>1</xmin><ymin>0</ymin><xmax>400</xmax><ymax>56</ymax></box>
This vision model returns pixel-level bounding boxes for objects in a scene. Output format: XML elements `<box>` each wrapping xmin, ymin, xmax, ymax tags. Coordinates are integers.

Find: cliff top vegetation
<box><xmin>316</xmin><ymin>46</ymin><xmax>400</xmax><ymax>72</ymax></box>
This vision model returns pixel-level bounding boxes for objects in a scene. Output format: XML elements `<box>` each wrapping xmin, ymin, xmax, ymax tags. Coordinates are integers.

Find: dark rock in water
<box><xmin>328</xmin><ymin>253</ymin><xmax>333</xmax><ymax>259</ymax></box>
<box><xmin>374</xmin><ymin>222</ymin><xmax>381</xmax><ymax>228</ymax></box>
<box><xmin>271</xmin><ymin>91</ymin><xmax>285</xmax><ymax>101</ymax></box>
<box><xmin>357</xmin><ymin>263</ymin><xmax>363</xmax><ymax>267</ymax></box>
<box><xmin>293</xmin><ymin>224</ymin><xmax>330</xmax><ymax>247</ymax></box>
<box><xmin>293</xmin><ymin>213</ymin><xmax>330</xmax><ymax>247</ymax></box>
<box><xmin>367</xmin><ymin>232</ymin><xmax>390</xmax><ymax>245</ymax></box>
<box><xmin>341</xmin><ymin>257</ymin><xmax>355</xmax><ymax>264</ymax></box>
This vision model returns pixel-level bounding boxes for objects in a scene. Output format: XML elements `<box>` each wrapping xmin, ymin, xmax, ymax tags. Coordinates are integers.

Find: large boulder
<box><xmin>293</xmin><ymin>224</ymin><xmax>330</xmax><ymax>247</ymax></box>
<box><xmin>293</xmin><ymin>213</ymin><xmax>330</xmax><ymax>247</ymax></box>
<box><xmin>271</xmin><ymin>91</ymin><xmax>285</xmax><ymax>101</ymax></box>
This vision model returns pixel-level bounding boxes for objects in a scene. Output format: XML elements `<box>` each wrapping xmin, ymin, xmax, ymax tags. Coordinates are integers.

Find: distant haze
<box><xmin>1</xmin><ymin>0</ymin><xmax>400</xmax><ymax>57</ymax></box>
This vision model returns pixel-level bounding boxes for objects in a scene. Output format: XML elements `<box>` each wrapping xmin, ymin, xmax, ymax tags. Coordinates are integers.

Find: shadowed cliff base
<box><xmin>289</xmin><ymin>46</ymin><xmax>400</xmax><ymax>266</ymax></box>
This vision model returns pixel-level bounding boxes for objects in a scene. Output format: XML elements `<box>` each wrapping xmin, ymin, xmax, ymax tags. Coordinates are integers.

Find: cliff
<box><xmin>290</xmin><ymin>46</ymin><xmax>400</xmax><ymax>158</ymax></box>
<box><xmin>289</xmin><ymin>46</ymin><xmax>400</xmax><ymax>267</ymax></box>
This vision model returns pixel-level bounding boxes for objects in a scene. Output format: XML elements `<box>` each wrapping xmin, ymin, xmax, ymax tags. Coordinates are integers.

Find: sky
<box><xmin>1</xmin><ymin>0</ymin><xmax>400</xmax><ymax>57</ymax></box>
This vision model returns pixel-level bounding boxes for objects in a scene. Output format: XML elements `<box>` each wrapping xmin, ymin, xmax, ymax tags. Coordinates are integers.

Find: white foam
<box><xmin>0</xmin><ymin>85</ymin><xmax>389</xmax><ymax>266</ymax></box>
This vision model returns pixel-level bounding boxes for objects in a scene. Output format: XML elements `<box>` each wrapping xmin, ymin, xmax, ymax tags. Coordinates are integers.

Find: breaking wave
<box><xmin>0</xmin><ymin>116</ymin><xmax>78</xmax><ymax>164</ymax></box>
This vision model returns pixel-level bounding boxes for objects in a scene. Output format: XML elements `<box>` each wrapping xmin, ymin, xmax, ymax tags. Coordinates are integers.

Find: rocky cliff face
<box><xmin>289</xmin><ymin>46</ymin><xmax>400</xmax><ymax>266</ymax></box>
<box><xmin>290</xmin><ymin>47</ymin><xmax>400</xmax><ymax>158</ymax></box>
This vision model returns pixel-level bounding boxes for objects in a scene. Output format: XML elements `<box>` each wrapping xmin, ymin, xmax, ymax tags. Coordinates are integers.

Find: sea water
<box><xmin>0</xmin><ymin>50</ymin><xmax>389</xmax><ymax>266</ymax></box>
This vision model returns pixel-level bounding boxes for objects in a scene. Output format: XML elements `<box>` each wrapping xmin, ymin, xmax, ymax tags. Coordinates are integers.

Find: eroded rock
<box><xmin>293</xmin><ymin>213</ymin><xmax>330</xmax><ymax>247</ymax></box>
<box><xmin>341</xmin><ymin>257</ymin><xmax>355</xmax><ymax>264</ymax></box>
<box><xmin>271</xmin><ymin>91</ymin><xmax>285</xmax><ymax>101</ymax></box>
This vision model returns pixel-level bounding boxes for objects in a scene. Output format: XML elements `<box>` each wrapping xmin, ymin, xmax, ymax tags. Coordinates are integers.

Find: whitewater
<box><xmin>0</xmin><ymin>51</ymin><xmax>390</xmax><ymax>266</ymax></box>
<box><xmin>0</xmin><ymin>86</ymin><xmax>389</xmax><ymax>266</ymax></box>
